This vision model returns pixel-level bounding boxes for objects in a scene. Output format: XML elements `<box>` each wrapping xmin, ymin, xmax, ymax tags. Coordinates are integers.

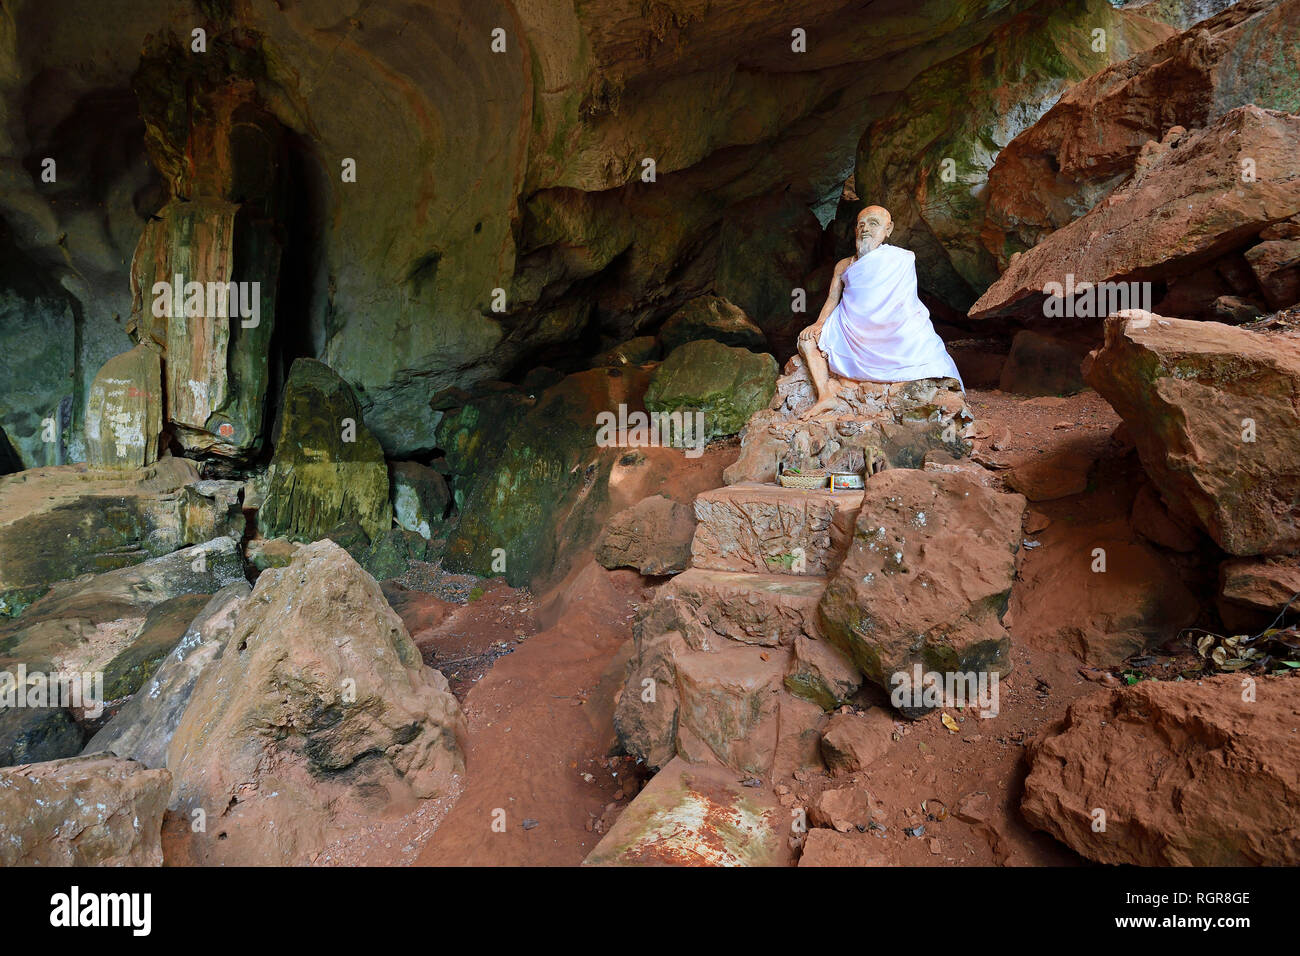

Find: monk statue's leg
<box><xmin>797</xmin><ymin>333</ymin><xmax>842</xmax><ymax>420</ymax></box>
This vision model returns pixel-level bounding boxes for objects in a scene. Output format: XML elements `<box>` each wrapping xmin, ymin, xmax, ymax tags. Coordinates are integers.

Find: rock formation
<box><xmin>594</xmin><ymin>495</ymin><xmax>697</xmax><ymax>575</ymax></box>
<box><xmin>818</xmin><ymin>470</ymin><xmax>1026</xmax><ymax>699</ymax></box>
<box><xmin>84</xmin><ymin>343</ymin><xmax>164</xmax><ymax>469</ymax></box>
<box><xmin>982</xmin><ymin>0</ymin><xmax>1300</xmax><ymax>271</ymax></box>
<box><xmin>257</xmin><ymin>358</ymin><xmax>391</xmax><ymax>543</ymax></box>
<box><xmin>644</xmin><ymin>340</ymin><xmax>779</xmax><ymax>444</ymax></box>
<box><xmin>972</xmin><ymin>106</ymin><xmax>1300</xmax><ymax>320</ymax></box>
<box><xmin>1085</xmin><ymin>313</ymin><xmax>1300</xmax><ymax>555</ymax></box>
<box><xmin>1022</xmin><ymin>676</ymin><xmax>1300</xmax><ymax>866</ymax></box>
<box><xmin>84</xmin><ymin>582</ymin><xmax>251</xmax><ymax>769</ymax></box>
<box><xmin>725</xmin><ymin>356</ymin><xmax>969</xmax><ymax>484</ymax></box>
<box><xmin>165</xmin><ymin>541</ymin><xmax>466</xmax><ymax>866</ymax></box>
<box><xmin>0</xmin><ymin>458</ymin><xmax>243</xmax><ymax>616</ymax></box>
<box><xmin>0</xmin><ymin>754</ymin><xmax>170</xmax><ymax>866</ymax></box>
<box><xmin>656</xmin><ymin>295</ymin><xmax>767</xmax><ymax>354</ymax></box>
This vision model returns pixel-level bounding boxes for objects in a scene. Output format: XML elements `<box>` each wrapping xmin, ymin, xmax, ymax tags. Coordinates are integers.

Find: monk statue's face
<box><xmin>856</xmin><ymin>206</ymin><xmax>893</xmax><ymax>256</ymax></box>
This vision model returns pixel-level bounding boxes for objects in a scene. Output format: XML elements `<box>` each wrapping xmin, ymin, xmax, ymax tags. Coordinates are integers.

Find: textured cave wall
<box><xmin>854</xmin><ymin>0</ymin><xmax>1176</xmax><ymax>316</ymax></box>
<box><xmin>0</xmin><ymin>0</ymin><xmax>180</xmax><ymax>465</ymax></box>
<box><xmin>0</xmin><ymin>0</ymin><xmax>1228</xmax><ymax>464</ymax></box>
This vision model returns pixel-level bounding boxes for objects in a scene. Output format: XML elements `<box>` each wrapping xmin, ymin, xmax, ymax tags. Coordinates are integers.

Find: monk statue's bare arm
<box><xmin>799</xmin><ymin>258</ymin><xmax>851</xmax><ymax>345</ymax></box>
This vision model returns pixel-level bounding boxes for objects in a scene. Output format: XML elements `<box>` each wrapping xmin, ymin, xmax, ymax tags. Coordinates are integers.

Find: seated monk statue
<box><xmin>797</xmin><ymin>205</ymin><xmax>962</xmax><ymax>420</ymax></box>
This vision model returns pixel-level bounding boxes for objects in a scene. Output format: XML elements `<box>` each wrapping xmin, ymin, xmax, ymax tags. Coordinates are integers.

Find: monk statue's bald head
<box><xmin>855</xmin><ymin>205</ymin><xmax>893</xmax><ymax>257</ymax></box>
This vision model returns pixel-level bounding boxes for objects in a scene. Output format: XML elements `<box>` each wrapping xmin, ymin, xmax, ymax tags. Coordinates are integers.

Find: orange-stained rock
<box><xmin>809</xmin><ymin>784</ymin><xmax>879</xmax><ymax>833</ymax></box>
<box><xmin>638</xmin><ymin>567</ymin><xmax>828</xmax><ymax>650</ymax></box>
<box><xmin>818</xmin><ymin>469</ymin><xmax>1025</xmax><ymax>706</ymax></box>
<box><xmin>1085</xmin><ymin>313</ymin><xmax>1300</xmax><ymax>555</ymax></box>
<box><xmin>594</xmin><ymin>494</ymin><xmax>696</xmax><ymax>575</ymax></box>
<box><xmin>165</xmin><ymin>540</ymin><xmax>466</xmax><ymax>865</ymax></box>
<box><xmin>1218</xmin><ymin>555</ymin><xmax>1300</xmax><ymax>633</ymax></box>
<box><xmin>798</xmin><ymin>827</ymin><xmax>884</xmax><ymax>866</ymax></box>
<box><xmin>1022</xmin><ymin>675</ymin><xmax>1300</xmax><ymax>866</ymax></box>
<box><xmin>1244</xmin><ymin>238</ymin><xmax>1300</xmax><ymax>310</ymax></box>
<box><xmin>0</xmin><ymin>754</ymin><xmax>170</xmax><ymax>866</ymax></box>
<box><xmin>584</xmin><ymin>757</ymin><xmax>793</xmax><ymax>867</ymax></box>
<box><xmin>820</xmin><ymin>709</ymin><xmax>896</xmax><ymax>775</ymax></box>
<box><xmin>972</xmin><ymin>106</ymin><xmax>1300</xmax><ymax>320</ymax></box>
<box><xmin>982</xmin><ymin>0</ymin><xmax>1300</xmax><ymax>269</ymax></box>
<box><xmin>691</xmin><ymin>483</ymin><xmax>862</xmax><ymax>577</ymax></box>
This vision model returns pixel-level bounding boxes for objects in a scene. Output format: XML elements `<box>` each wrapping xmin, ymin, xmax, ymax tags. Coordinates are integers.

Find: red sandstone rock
<box><xmin>817</xmin><ymin>469</ymin><xmax>1025</xmax><ymax>704</ymax></box>
<box><xmin>594</xmin><ymin>494</ymin><xmax>696</xmax><ymax>575</ymax></box>
<box><xmin>1085</xmin><ymin>313</ymin><xmax>1300</xmax><ymax>555</ymax></box>
<box><xmin>1022</xmin><ymin>676</ymin><xmax>1300</xmax><ymax>866</ymax></box>
<box><xmin>820</xmin><ymin>709</ymin><xmax>895</xmax><ymax>775</ymax></box>
<box><xmin>691</xmin><ymin>483</ymin><xmax>862</xmax><ymax>577</ymax></box>
<box><xmin>1218</xmin><ymin>555</ymin><xmax>1300</xmax><ymax>633</ymax></box>
<box><xmin>972</xmin><ymin>106</ymin><xmax>1300</xmax><ymax>320</ymax></box>
<box><xmin>1244</xmin><ymin>239</ymin><xmax>1300</xmax><ymax>310</ymax></box>
<box><xmin>798</xmin><ymin>827</ymin><xmax>884</xmax><ymax>866</ymax></box>
<box><xmin>982</xmin><ymin>0</ymin><xmax>1300</xmax><ymax>268</ymax></box>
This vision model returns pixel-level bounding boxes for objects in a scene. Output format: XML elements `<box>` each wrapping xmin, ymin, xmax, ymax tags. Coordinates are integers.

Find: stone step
<box><xmin>691</xmin><ymin>482</ymin><xmax>862</xmax><ymax>576</ymax></box>
<box><xmin>583</xmin><ymin>756</ymin><xmax>793</xmax><ymax>867</ymax></box>
<box><xmin>639</xmin><ymin>567</ymin><xmax>828</xmax><ymax>649</ymax></box>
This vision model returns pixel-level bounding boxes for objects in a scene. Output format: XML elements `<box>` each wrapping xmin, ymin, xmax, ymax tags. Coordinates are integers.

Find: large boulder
<box><xmin>0</xmin><ymin>754</ymin><xmax>170</xmax><ymax>866</ymax></box>
<box><xmin>131</xmin><ymin>198</ymin><xmax>280</xmax><ymax>458</ymax></box>
<box><xmin>972</xmin><ymin>106</ymin><xmax>1300</xmax><ymax>320</ymax></box>
<box><xmin>0</xmin><ymin>457</ymin><xmax>243</xmax><ymax>616</ymax></box>
<box><xmin>656</xmin><ymin>295</ymin><xmax>766</xmax><ymax>354</ymax></box>
<box><xmin>723</xmin><ymin>354</ymin><xmax>969</xmax><ymax>485</ymax></box>
<box><xmin>443</xmin><ymin>366</ymin><xmax>654</xmax><ymax>586</ymax></box>
<box><xmin>84</xmin><ymin>582</ymin><xmax>251</xmax><ymax>769</ymax></box>
<box><xmin>983</xmin><ymin>0</ymin><xmax>1300</xmax><ymax>268</ymax></box>
<box><xmin>818</xmin><ymin>469</ymin><xmax>1025</xmax><ymax>705</ymax></box>
<box><xmin>645</xmin><ymin>339</ymin><xmax>778</xmax><ymax>444</ymax></box>
<box><xmin>257</xmin><ymin>358</ymin><xmax>392</xmax><ymax>543</ymax></box>
<box><xmin>1084</xmin><ymin>313</ymin><xmax>1300</xmax><ymax>555</ymax></box>
<box><xmin>594</xmin><ymin>494</ymin><xmax>696</xmax><ymax>575</ymax></box>
<box><xmin>0</xmin><ymin>537</ymin><xmax>246</xmax><ymax>757</ymax></box>
<box><xmin>1022</xmin><ymin>676</ymin><xmax>1300</xmax><ymax>866</ymax></box>
<box><xmin>84</xmin><ymin>343</ymin><xmax>164</xmax><ymax>469</ymax></box>
<box><xmin>165</xmin><ymin>540</ymin><xmax>466</xmax><ymax>865</ymax></box>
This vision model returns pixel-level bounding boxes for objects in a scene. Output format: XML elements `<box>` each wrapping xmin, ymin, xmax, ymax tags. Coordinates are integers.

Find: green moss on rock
<box><xmin>644</xmin><ymin>339</ymin><xmax>777</xmax><ymax>443</ymax></box>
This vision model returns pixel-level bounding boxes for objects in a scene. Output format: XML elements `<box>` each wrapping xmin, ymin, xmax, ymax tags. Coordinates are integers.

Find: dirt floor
<box><xmin>323</xmin><ymin>386</ymin><xmax>1211</xmax><ymax>867</ymax></box>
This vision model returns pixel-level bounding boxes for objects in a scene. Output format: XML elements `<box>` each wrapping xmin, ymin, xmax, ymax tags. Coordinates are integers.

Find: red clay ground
<box><xmin>320</xmin><ymin>387</ymin><xmax>1208</xmax><ymax>867</ymax></box>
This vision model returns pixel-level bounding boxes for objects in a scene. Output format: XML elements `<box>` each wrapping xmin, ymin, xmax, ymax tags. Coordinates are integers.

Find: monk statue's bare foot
<box><xmin>798</xmin><ymin>392</ymin><xmax>840</xmax><ymax>421</ymax></box>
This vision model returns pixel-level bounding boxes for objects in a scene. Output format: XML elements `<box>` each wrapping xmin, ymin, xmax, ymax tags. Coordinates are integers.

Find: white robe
<box><xmin>818</xmin><ymin>244</ymin><xmax>963</xmax><ymax>388</ymax></box>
